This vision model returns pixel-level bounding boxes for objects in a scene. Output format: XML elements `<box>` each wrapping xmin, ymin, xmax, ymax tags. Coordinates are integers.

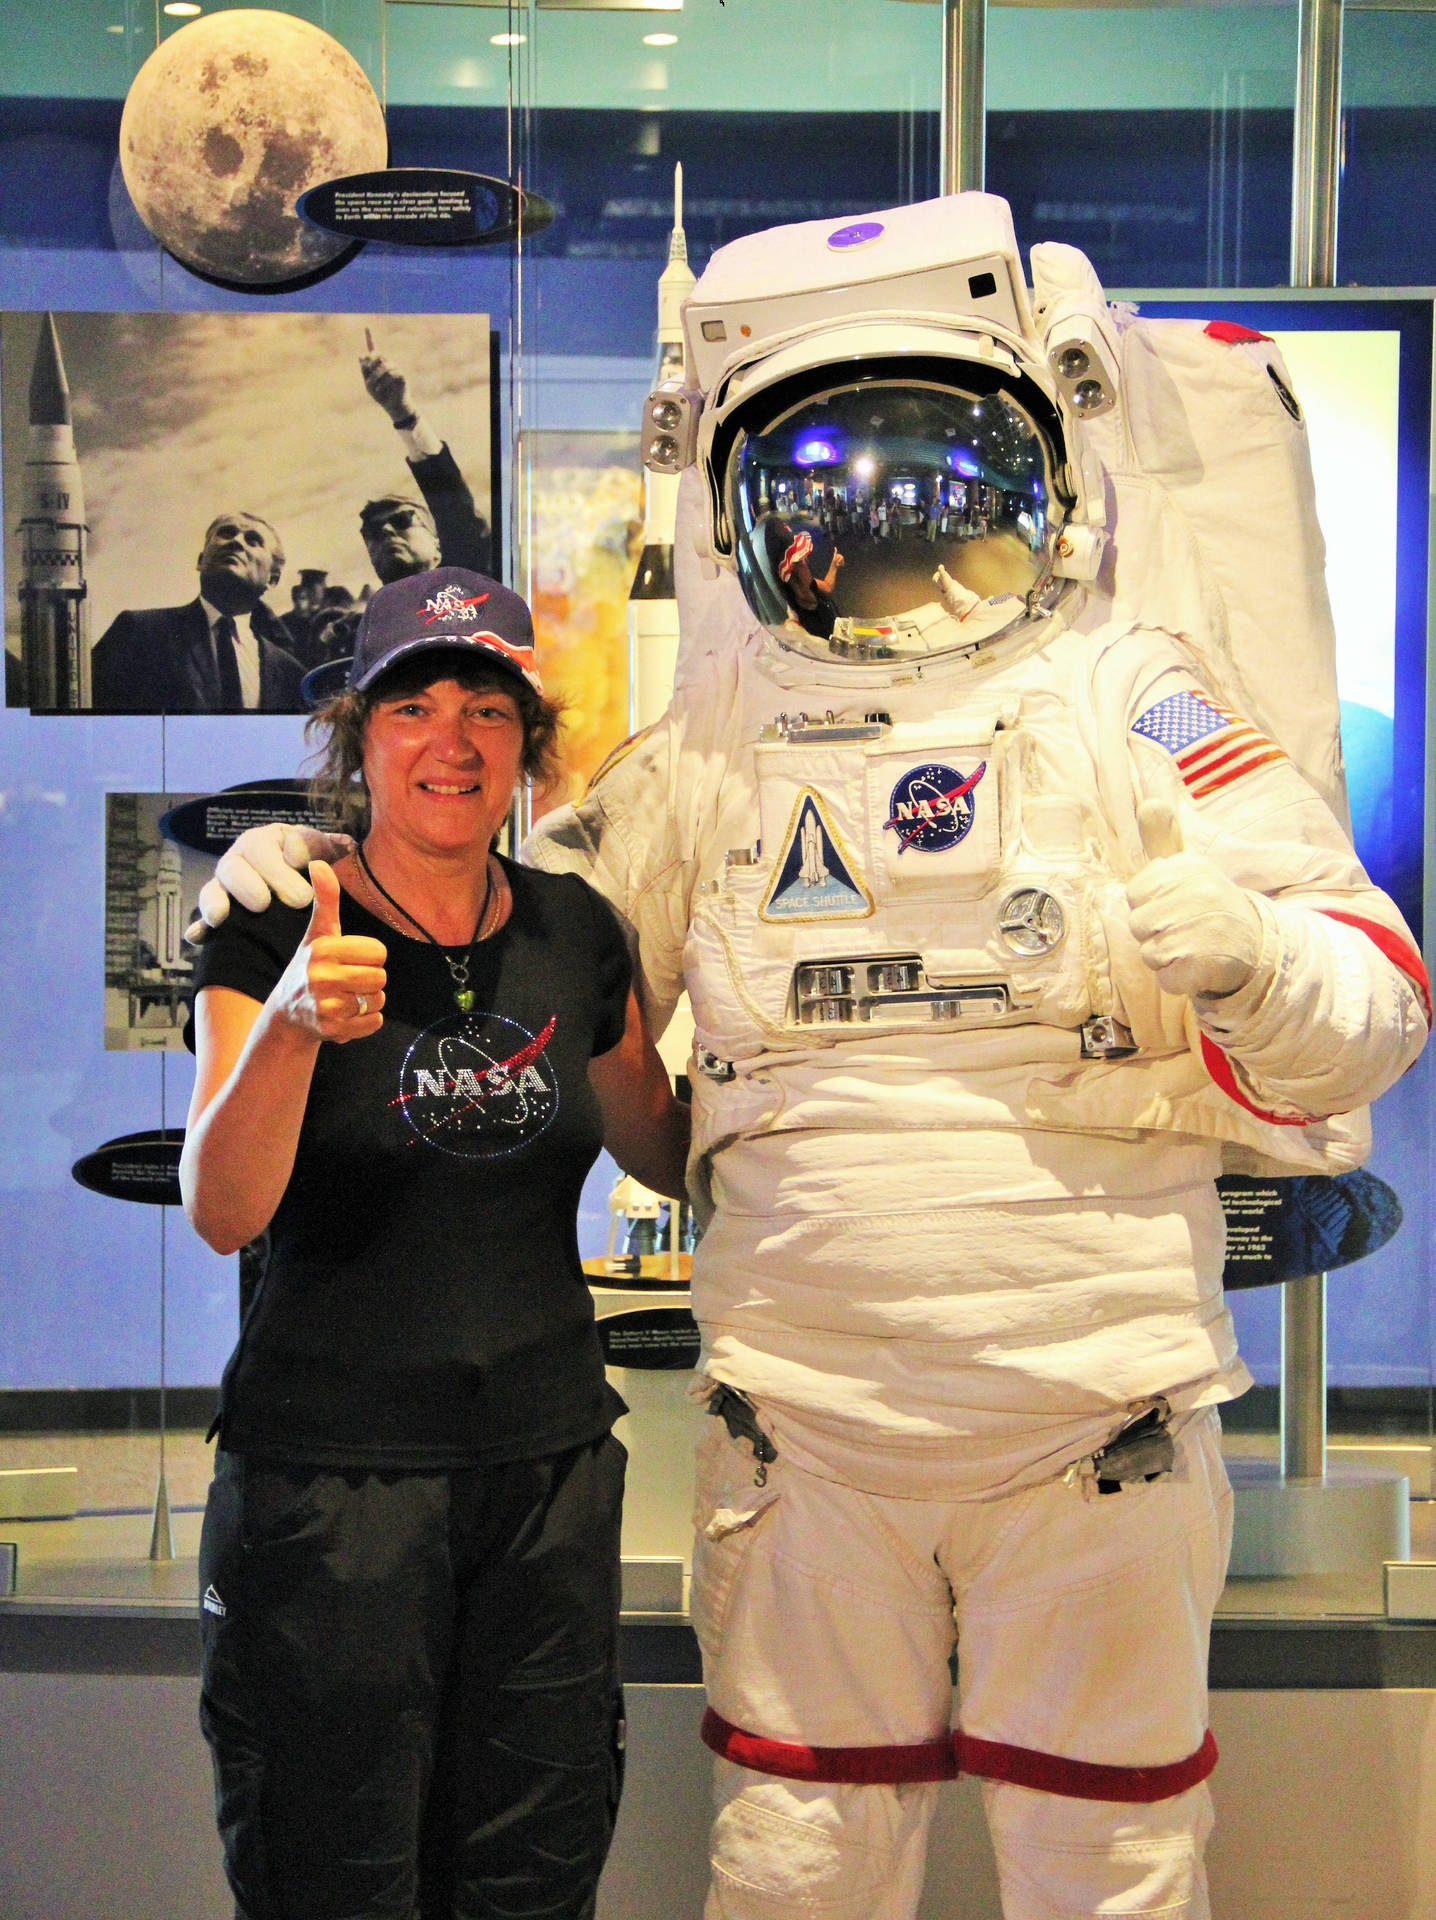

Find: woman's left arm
<box><xmin>588</xmin><ymin>989</ymin><xmax>690</xmax><ymax>1200</ymax></box>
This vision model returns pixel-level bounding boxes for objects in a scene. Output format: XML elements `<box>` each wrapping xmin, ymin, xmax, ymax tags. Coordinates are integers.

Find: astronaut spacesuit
<box><xmin>208</xmin><ymin>195</ymin><xmax>1428</xmax><ymax>1919</ymax></box>
<box><xmin>522</xmin><ymin>195</ymin><xmax>1429</xmax><ymax>1920</ymax></box>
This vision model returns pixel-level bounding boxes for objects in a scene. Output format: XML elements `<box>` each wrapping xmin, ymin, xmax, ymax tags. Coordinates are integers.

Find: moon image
<box><xmin>119</xmin><ymin>10</ymin><xmax>387</xmax><ymax>289</ymax></box>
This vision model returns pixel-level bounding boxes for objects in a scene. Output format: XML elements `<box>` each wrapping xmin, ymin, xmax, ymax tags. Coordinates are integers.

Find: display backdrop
<box><xmin>526</xmin><ymin>429</ymin><xmax>642</xmax><ymax>806</ymax></box>
<box><xmin>0</xmin><ymin>61</ymin><xmax>1428</xmax><ymax>1397</ymax></box>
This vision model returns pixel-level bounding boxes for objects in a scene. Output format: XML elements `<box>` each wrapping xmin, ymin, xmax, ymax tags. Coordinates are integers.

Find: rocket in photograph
<box><xmin>19</xmin><ymin>312</ymin><xmax>90</xmax><ymax>710</ymax></box>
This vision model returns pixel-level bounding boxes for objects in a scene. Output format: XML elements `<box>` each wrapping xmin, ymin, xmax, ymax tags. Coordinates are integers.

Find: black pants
<box><xmin>198</xmin><ymin>1436</ymin><xmax>627</xmax><ymax>1920</ymax></box>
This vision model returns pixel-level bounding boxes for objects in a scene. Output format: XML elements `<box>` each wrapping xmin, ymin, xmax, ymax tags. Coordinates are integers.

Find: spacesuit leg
<box><xmin>946</xmin><ymin>1410</ymin><xmax>1232</xmax><ymax>1919</ymax></box>
<box><xmin>690</xmin><ymin>1418</ymin><xmax>955</xmax><ymax>1920</ymax></box>
<box><xmin>704</xmin><ymin>1767</ymin><xmax>938</xmax><ymax>1920</ymax></box>
<box><xmin>980</xmin><ymin>1779</ymin><xmax>1214</xmax><ymax>1920</ymax></box>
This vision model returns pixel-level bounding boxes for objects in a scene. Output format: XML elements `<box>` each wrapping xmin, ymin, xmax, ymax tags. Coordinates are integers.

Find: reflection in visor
<box><xmin>730</xmin><ymin>380</ymin><xmax>1062</xmax><ymax>662</ymax></box>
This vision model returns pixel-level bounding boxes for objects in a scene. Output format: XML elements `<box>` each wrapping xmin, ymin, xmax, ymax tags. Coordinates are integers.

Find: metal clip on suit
<box><xmin>1090</xmin><ymin>1400</ymin><xmax>1175</xmax><ymax>1494</ymax></box>
<box><xmin>707</xmin><ymin>1384</ymin><xmax>779</xmax><ymax>1487</ymax></box>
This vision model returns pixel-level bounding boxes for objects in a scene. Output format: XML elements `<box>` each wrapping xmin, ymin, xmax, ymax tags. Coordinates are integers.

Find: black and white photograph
<box><xmin>103</xmin><ymin>792</ymin><xmax>207</xmax><ymax>1052</ymax></box>
<box><xmin>3</xmin><ymin>310</ymin><xmax>494</xmax><ymax>714</ymax></box>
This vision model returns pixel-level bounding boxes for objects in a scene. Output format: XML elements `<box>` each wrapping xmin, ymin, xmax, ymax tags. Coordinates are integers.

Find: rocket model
<box><xmin>604</xmin><ymin>167</ymin><xmax>698</xmax><ymax>1276</ymax></box>
<box><xmin>138</xmin><ymin>842</ymin><xmax>191</xmax><ymax>977</ymax></box>
<box><xmin>19</xmin><ymin>313</ymin><xmax>90</xmax><ymax>711</ymax></box>
<box><xmin>626</xmin><ymin>164</ymin><xmax>694</xmax><ymax>733</ymax></box>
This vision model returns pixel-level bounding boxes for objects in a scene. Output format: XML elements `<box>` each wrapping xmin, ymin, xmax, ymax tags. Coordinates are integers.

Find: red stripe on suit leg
<box><xmin>701</xmin><ymin>1709</ymin><xmax>958</xmax><ymax>1784</ymax></box>
<box><xmin>954</xmin><ymin>1728</ymin><xmax>1219</xmax><ymax>1802</ymax></box>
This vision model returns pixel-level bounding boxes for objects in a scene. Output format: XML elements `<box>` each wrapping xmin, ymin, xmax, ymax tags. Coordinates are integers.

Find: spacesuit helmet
<box><xmin>653</xmin><ymin>193</ymin><xmax>1110</xmax><ymax>669</ymax></box>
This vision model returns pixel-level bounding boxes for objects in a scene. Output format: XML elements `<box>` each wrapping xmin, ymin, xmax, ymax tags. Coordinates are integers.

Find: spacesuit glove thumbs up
<box><xmin>184</xmin><ymin>823</ymin><xmax>356</xmax><ymax>942</ymax></box>
<box><xmin>1126</xmin><ymin>800</ymin><xmax>1268</xmax><ymax>1001</ymax></box>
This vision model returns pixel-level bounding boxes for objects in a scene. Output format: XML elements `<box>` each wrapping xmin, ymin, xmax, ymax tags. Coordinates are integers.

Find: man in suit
<box><xmin>90</xmin><ymin>511</ymin><xmax>305</xmax><ymax>715</ymax></box>
<box><xmin>359</xmin><ymin>335</ymin><xmax>491</xmax><ymax>581</ymax></box>
<box><xmin>293</xmin><ymin>343</ymin><xmax>494</xmax><ymax>707</ymax></box>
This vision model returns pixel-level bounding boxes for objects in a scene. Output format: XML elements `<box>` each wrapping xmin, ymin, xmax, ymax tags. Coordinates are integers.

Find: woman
<box><xmin>761</xmin><ymin>515</ymin><xmax>844</xmax><ymax>640</ymax></box>
<box><xmin>181</xmin><ymin>565</ymin><xmax>690</xmax><ymax>1920</ymax></box>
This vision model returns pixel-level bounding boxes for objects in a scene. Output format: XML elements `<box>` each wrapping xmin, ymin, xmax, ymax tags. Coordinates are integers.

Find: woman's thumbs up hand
<box><xmin>273</xmin><ymin>861</ymin><xmax>388</xmax><ymax>1041</ymax></box>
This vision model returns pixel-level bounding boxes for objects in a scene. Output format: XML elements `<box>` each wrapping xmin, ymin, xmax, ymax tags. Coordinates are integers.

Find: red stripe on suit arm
<box><xmin>1187</xmin><ymin>749</ymin><xmax>1287</xmax><ymax>798</ymax></box>
<box><xmin>1317</xmin><ymin>909</ymin><xmax>1431</xmax><ymax>1025</ymax></box>
<box><xmin>1175</xmin><ymin>725</ymin><xmax>1259</xmax><ymax>776</ymax></box>
<box><xmin>1199</xmin><ymin>1033</ymin><xmax>1310</xmax><ymax>1126</ymax></box>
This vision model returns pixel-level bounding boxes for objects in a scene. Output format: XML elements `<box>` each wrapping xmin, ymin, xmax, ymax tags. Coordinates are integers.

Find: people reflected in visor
<box><xmin>730</xmin><ymin>378</ymin><xmax>1064</xmax><ymax>662</ymax></box>
<box><xmin>762</xmin><ymin>517</ymin><xmax>845</xmax><ymax>639</ymax></box>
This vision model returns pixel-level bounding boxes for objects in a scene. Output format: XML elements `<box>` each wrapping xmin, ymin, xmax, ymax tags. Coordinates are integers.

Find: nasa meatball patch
<box><xmin>870</xmin><ymin>747</ymin><xmax>1000</xmax><ymax>894</ymax></box>
<box><xmin>885</xmin><ymin>761</ymin><xmax>987</xmax><ymax>854</ymax></box>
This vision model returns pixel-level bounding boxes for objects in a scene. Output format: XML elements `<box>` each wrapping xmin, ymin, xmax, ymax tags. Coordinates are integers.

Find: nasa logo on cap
<box><xmin>884</xmin><ymin>761</ymin><xmax>988</xmax><ymax>855</ymax></box>
<box><xmin>827</xmin><ymin>220</ymin><xmax>885</xmax><ymax>251</ymax></box>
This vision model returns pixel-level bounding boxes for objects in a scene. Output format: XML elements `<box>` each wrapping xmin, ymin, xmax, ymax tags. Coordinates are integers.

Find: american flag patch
<box><xmin>1131</xmin><ymin>689</ymin><xmax>1286</xmax><ymax>799</ymax></box>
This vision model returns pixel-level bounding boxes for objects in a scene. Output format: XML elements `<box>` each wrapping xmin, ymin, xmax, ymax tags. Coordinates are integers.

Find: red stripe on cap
<box><xmin>701</xmin><ymin>1710</ymin><xmax>956</xmax><ymax>1784</ymax></box>
<box><xmin>1204</xmin><ymin>320</ymin><xmax>1272</xmax><ymax>345</ymax></box>
<box><xmin>1200</xmin><ymin>1033</ymin><xmax>1310</xmax><ymax>1127</ymax></box>
<box><xmin>780</xmin><ymin>532</ymin><xmax>813</xmax><ymax>582</ymax></box>
<box><xmin>954</xmin><ymin>1729</ymin><xmax>1218</xmax><ymax>1803</ymax></box>
<box><xmin>469</xmin><ymin>629</ymin><xmax>535</xmax><ymax>665</ymax></box>
<box><xmin>1318</xmin><ymin>910</ymin><xmax>1432</xmax><ymax>1025</ymax></box>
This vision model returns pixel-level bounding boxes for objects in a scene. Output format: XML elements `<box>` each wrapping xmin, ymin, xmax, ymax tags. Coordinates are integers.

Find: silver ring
<box><xmin>355</xmin><ymin>993</ymin><xmax>370</xmax><ymax>1017</ymax></box>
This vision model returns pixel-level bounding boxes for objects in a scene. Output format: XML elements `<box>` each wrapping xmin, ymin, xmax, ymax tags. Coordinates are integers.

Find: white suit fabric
<box><xmin>526</xmin><ymin>190</ymin><xmax>1427</xmax><ymax>1917</ymax></box>
<box><xmin>695</xmin><ymin>1410</ymin><xmax>1232</xmax><ymax>1920</ymax></box>
<box><xmin>527</xmin><ymin>568</ymin><xmax>1427</xmax><ymax>1916</ymax></box>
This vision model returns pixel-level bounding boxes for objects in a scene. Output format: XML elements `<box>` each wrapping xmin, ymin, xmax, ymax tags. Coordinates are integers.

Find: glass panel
<box><xmin>1341</xmin><ymin>13</ymin><xmax>1436</xmax><ymax>287</ymax></box>
<box><xmin>988</xmin><ymin>5</ymin><xmax>1297</xmax><ymax>287</ymax></box>
<box><xmin>0</xmin><ymin>0</ymin><xmax>1431</xmax><ymax>1633</ymax></box>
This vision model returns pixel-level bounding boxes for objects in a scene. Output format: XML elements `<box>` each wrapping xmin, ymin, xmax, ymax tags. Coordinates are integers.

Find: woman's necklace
<box><xmin>355</xmin><ymin>845</ymin><xmax>494</xmax><ymax>1014</ymax></box>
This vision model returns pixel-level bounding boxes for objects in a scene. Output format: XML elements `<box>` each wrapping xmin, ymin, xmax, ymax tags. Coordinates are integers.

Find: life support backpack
<box><xmin>1033</xmin><ymin>242</ymin><xmax>1349</xmax><ymax>829</ymax></box>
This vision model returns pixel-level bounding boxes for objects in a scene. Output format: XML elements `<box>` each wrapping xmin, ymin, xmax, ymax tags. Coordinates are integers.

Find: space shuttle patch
<box><xmin>761</xmin><ymin>789</ymin><xmax>874</xmax><ymax>922</ymax></box>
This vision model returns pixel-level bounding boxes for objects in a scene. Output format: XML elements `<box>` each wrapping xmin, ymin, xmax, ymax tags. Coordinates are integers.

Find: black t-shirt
<box><xmin>187</xmin><ymin>858</ymin><xmax>631</xmax><ymax>1468</ymax></box>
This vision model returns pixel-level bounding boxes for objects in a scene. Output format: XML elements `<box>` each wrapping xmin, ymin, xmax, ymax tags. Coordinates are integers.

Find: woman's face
<box><xmin>361</xmin><ymin>673</ymin><xmax>525</xmax><ymax>860</ymax></box>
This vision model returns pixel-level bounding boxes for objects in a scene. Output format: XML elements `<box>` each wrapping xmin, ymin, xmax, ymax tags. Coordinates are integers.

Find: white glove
<box><xmin>1126</xmin><ymin>801</ymin><xmax>1266</xmax><ymax>1000</ymax></box>
<box><xmin>934</xmin><ymin>564</ymin><xmax>981</xmax><ymax>619</ymax></box>
<box><xmin>184</xmin><ymin>823</ymin><xmax>355</xmax><ymax>942</ymax></box>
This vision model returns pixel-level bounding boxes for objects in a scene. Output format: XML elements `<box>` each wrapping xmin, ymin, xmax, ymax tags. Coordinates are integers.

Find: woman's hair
<box><xmin>306</xmin><ymin>652</ymin><xmax>565</xmax><ymax>833</ymax></box>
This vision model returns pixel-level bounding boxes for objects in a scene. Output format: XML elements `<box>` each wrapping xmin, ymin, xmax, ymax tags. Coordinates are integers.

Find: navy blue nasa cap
<box><xmin>348</xmin><ymin>566</ymin><xmax>544</xmax><ymax>697</ymax></box>
<box><xmin>766</xmin><ymin>518</ymin><xmax>838</xmax><ymax>586</ymax></box>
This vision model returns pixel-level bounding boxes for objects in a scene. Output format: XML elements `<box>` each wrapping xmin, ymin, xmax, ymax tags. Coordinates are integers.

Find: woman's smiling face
<box><xmin>361</xmin><ymin>671</ymin><xmax>525</xmax><ymax>859</ymax></box>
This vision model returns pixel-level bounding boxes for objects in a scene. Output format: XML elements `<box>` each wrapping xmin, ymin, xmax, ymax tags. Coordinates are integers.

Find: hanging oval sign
<box><xmin>72</xmin><ymin>1129</ymin><xmax>184</xmax><ymax>1207</ymax></box>
<box><xmin>298</xmin><ymin>168</ymin><xmax>555</xmax><ymax>248</ymax></box>
<box><xmin>159</xmin><ymin>780</ymin><xmax>341</xmax><ymax>858</ymax></box>
<box><xmin>1218</xmin><ymin>1169</ymin><xmax>1402</xmax><ymax>1291</ymax></box>
<box><xmin>597</xmin><ymin>1306</ymin><xmax>701</xmax><ymax>1372</ymax></box>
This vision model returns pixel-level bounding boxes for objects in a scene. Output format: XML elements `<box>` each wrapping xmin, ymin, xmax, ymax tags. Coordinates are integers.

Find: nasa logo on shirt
<box><xmin>885</xmin><ymin>761</ymin><xmax>987</xmax><ymax>855</ymax></box>
<box><xmin>395</xmin><ymin>1010</ymin><xmax>560</xmax><ymax>1159</ymax></box>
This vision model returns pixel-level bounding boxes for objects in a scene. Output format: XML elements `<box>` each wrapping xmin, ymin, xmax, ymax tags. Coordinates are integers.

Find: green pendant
<box><xmin>454</xmin><ymin>988</ymin><xmax>475</xmax><ymax>1014</ymax></box>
